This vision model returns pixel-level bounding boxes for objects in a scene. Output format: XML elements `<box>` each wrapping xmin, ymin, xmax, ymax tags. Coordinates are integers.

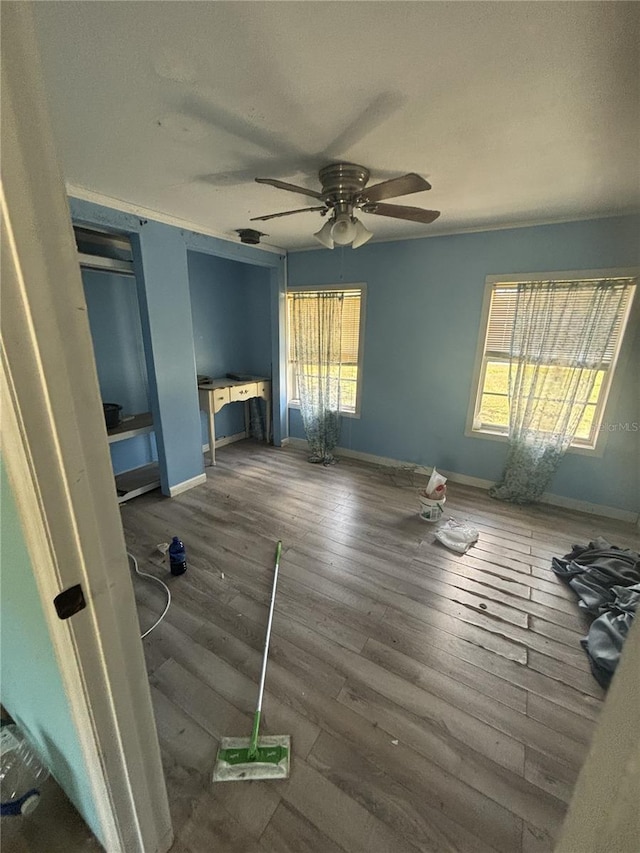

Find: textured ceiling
<box><xmin>33</xmin><ymin>1</ymin><xmax>640</xmax><ymax>251</ymax></box>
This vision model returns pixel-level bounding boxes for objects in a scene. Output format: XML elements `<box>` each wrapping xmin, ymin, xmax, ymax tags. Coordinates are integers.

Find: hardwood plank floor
<box><xmin>123</xmin><ymin>440</ymin><xmax>639</xmax><ymax>852</ymax></box>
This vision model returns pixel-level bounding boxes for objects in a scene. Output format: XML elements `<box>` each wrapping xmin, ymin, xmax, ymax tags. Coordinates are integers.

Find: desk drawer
<box><xmin>230</xmin><ymin>382</ymin><xmax>257</xmax><ymax>403</ymax></box>
<box><xmin>212</xmin><ymin>387</ymin><xmax>230</xmax><ymax>413</ymax></box>
<box><xmin>256</xmin><ymin>381</ymin><xmax>270</xmax><ymax>400</ymax></box>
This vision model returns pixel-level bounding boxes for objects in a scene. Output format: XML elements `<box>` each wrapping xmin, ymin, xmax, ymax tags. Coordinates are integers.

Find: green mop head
<box><xmin>213</xmin><ymin>541</ymin><xmax>290</xmax><ymax>783</ymax></box>
<box><xmin>212</xmin><ymin>734</ymin><xmax>290</xmax><ymax>782</ymax></box>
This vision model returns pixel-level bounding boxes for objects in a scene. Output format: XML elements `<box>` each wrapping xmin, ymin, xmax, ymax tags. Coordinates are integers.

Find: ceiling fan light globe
<box><xmin>331</xmin><ymin>215</ymin><xmax>357</xmax><ymax>246</ymax></box>
<box><xmin>351</xmin><ymin>218</ymin><xmax>373</xmax><ymax>248</ymax></box>
<box><xmin>314</xmin><ymin>219</ymin><xmax>334</xmax><ymax>249</ymax></box>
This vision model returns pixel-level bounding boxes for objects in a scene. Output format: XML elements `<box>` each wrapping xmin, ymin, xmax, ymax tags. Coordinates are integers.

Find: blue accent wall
<box><xmin>82</xmin><ymin>269</ymin><xmax>149</xmax><ymax>413</ymax></box>
<box><xmin>82</xmin><ymin>268</ymin><xmax>157</xmax><ymax>475</ymax></box>
<box><xmin>70</xmin><ymin>197</ymin><xmax>285</xmax><ymax>492</ymax></box>
<box><xmin>131</xmin><ymin>222</ymin><xmax>203</xmax><ymax>492</ymax></box>
<box><xmin>188</xmin><ymin>251</ymin><xmax>272</xmax><ymax>442</ymax></box>
<box><xmin>0</xmin><ymin>458</ymin><xmax>102</xmax><ymax>842</ymax></box>
<box><xmin>288</xmin><ymin>215</ymin><xmax>640</xmax><ymax>513</ymax></box>
<box><xmin>243</xmin><ymin>264</ymin><xmax>273</xmax><ymax>376</ymax></box>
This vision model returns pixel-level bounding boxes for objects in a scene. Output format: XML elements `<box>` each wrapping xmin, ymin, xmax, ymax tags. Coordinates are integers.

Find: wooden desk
<box><xmin>198</xmin><ymin>377</ymin><xmax>271</xmax><ymax>465</ymax></box>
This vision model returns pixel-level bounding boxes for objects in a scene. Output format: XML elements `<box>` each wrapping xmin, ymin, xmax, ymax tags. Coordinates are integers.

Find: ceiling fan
<box><xmin>250</xmin><ymin>163</ymin><xmax>440</xmax><ymax>249</ymax></box>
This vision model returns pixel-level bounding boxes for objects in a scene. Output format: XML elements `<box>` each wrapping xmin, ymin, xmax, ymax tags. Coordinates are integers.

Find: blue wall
<box><xmin>288</xmin><ymin>215</ymin><xmax>640</xmax><ymax>513</ymax></box>
<box><xmin>0</xmin><ymin>458</ymin><xmax>102</xmax><ymax>842</ymax></box>
<box><xmin>70</xmin><ymin>197</ymin><xmax>285</xmax><ymax>492</ymax></box>
<box><xmin>82</xmin><ymin>268</ymin><xmax>157</xmax><ymax>475</ymax></box>
<box><xmin>131</xmin><ymin>221</ymin><xmax>203</xmax><ymax>493</ymax></box>
<box><xmin>188</xmin><ymin>252</ymin><xmax>272</xmax><ymax>441</ymax></box>
<box><xmin>243</xmin><ymin>264</ymin><xmax>273</xmax><ymax>377</ymax></box>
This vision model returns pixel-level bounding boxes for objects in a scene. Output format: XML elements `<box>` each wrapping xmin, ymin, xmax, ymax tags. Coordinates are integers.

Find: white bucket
<box><xmin>418</xmin><ymin>494</ymin><xmax>445</xmax><ymax>523</ymax></box>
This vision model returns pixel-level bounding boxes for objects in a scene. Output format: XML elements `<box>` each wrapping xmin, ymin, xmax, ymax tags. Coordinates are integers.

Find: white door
<box><xmin>1</xmin><ymin>4</ymin><xmax>172</xmax><ymax>851</ymax></box>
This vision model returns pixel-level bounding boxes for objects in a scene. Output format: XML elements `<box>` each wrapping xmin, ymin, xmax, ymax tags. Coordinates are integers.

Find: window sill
<box><xmin>464</xmin><ymin>426</ymin><xmax>605</xmax><ymax>458</ymax></box>
<box><xmin>288</xmin><ymin>402</ymin><xmax>361</xmax><ymax>420</ymax></box>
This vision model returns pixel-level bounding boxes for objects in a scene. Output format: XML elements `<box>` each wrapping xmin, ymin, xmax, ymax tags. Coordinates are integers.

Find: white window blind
<box><xmin>485</xmin><ymin>279</ymin><xmax>634</xmax><ymax>368</ymax></box>
<box><xmin>471</xmin><ymin>273</ymin><xmax>636</xmax><ymax>449</ymax></box>
<box><xmin>287</xmin><ymin>287</ymin><xmax>364</xmax><ymax>414</ymax></box>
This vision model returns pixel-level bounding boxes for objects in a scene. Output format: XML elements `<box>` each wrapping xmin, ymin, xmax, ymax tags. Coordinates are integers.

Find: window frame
<box><xmin>286</xmin><ymin>283</ymin><xmax>367</xmax><ymax>418</ymax></box>
<box><xmin>465</xmin><ymin>268</ymin><xmax>638</xmax><ymax>457</ymax></box>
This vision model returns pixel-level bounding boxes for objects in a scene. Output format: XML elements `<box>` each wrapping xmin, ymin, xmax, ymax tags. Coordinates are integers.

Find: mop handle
<box><xmin>255</xmin><ymin>540</ymin><xmax>282</xmax><ymax>718</ymax></box>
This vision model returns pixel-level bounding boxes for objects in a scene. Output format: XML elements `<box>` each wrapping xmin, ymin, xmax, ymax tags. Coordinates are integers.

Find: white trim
<box><xmin>537</xmin><ymin>491</ymin><xmax>638</xmax><ymax>524</ymax></box>
<box><xmin>67</xmin><ymin>183</ymin><xmax>285</xmax><ymax>255</ymax></box>
<box><xmin>483</xmin><ymin>267</ymin><xmax>640</xmax><ymax>285</ymax></box>
<box><xmin>465</xmin><ymin>268</ymin><xmax>639</xmax><ymax>455</ymax></box>
<box><xmin>285</xmin><ymin>283</ymin><xmax>367</xmax><ymax>416</ymax></box>
<box><xmin>201</xmin><ymin>431</ymin><xmax>251</xmax><ymax>455</ymax></box>
<box><xmin>462</xmin><ymin>426</ymin><xmax>610</xmax><ymax>459</ymax></box>
<box><xmin>465</xmin><ymin>275</ymin><xmax>495</xmax><ymax>440</ymax></box>
<box><xmin>168</xmin><ymin>472</ymin><xmax>207</xmax><ymax>497</ymax></box>
<box><xmin>286</xmin><ymin>437</ymin><xmax>638</xmax><ymax>523</ymax></box>
<box><xmin>0</xmin><ymin>353</ymin><xmax>120</xmax><ymax>850</ymax></box>
<box><xmin>215</xmin><ymin>430</ymin><xmax>250</xmax><ymax>448</ymax></box>
<box><xmin>288</xmin><ymin>401</ymin><xmax>361</xmax><ymax>420</ymax></box>
<box><xmin>291</xmin><ymin>210</ymin><xmax>640</xmax><ymax>252</ymax></box>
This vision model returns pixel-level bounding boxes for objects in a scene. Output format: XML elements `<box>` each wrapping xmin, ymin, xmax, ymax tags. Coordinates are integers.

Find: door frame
<box><xmin>1</xmin><ymin>4</ymin><xmax>172</xmax><ymax>851</ymax></box>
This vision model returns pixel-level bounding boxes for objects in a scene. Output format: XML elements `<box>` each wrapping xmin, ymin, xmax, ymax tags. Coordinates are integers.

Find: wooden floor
<box><xmin>122</xmin><ymin>441</ymin><xmax>639</xmax><ymax>853</ymax></box>
<box><xmin>1</xmin><ymin>773</ymin><xmax>101</xmax><ymax>853</ymax></box>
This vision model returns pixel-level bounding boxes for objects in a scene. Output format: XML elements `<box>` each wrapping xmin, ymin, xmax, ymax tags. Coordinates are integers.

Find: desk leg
<box><xmin>199</xmin><ymin>389</ymin><xmax>216</xmax><ymax>466</ymax></box>
<box><xmin>265</xmin><ymin>398</ymin><xmax>272</xmax><ymax>444</ymax></box>
<box><xmin>207</xmin><ymin>408</ymin><xmax>216</xmax><ymax>465</ymax></box>
<box><xmin>244</xmin><ymin>401</ymin><xmax>250</xmax><ymax>438</ymax></box>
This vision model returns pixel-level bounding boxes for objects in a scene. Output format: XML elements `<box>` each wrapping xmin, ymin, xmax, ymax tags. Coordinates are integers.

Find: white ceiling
<box><xmin>33</xmin><ymin>1</ymin><xmax>640</xmax><ymax>251</ymax></box>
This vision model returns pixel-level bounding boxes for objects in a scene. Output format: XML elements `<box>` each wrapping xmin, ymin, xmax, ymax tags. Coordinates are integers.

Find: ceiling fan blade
<box><xmin>255</xmin><ymin>177</ymin><xmax>322</xmax><ymax>200</ymax></box>
<box><xmin>364</xmin><ymin>203</ymin><xmax>441</xmax><ymax>224</ymax></box>
<box><xmin>360</xmin><ymin>173</ymin><xmax>431</xmax><ymax>203</ymax></box>
<box><xmin>250</xmin><ymin>206</ymin><xmax>327</xmax><ymax>222</ymax></box>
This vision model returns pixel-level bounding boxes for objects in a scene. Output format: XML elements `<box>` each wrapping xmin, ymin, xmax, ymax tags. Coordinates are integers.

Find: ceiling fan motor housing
<box><xmin>250</xmin><ymin>163</ymin><xmax>440</xmax><ymax>246</ymax></box>
<box><xmin>319</xmin><ymin>163</ymin><xmax>370</xmax><ymax>215</ymax></box>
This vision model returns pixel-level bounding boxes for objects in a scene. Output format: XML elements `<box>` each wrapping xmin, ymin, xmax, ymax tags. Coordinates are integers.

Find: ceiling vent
<box><xmin>236</xmin><ymin>228</ymin><xmax>267</xmax><ymax>245</ymax></box>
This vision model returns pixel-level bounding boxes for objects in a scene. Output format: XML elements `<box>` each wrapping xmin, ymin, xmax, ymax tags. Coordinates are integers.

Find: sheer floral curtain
<box><xmin>291</xmin><ymin>290</ymin><xmax>344</xmax><ymax>464</ymax></box>
<box><xmin>490</xmin><ymin>279</ymin><xmax>633</xmax><ymax>504</ymax></box>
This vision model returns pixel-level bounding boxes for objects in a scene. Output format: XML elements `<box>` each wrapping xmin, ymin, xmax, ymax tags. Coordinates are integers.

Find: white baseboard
<box><xmin>168</xmin><ymin>473</ymin><xmax>207</xmax><ymax>497</ymax></box>
<box><xmin>286</xmin><ymin>437</ymin><xmax>638</xmax><ymax>524</ymax></box>
<box><xmin>215</xmin><ymin>431</ymin><xmax>248</xmax><ymax>448</ymax></box>
<box><xmin>537</xmin><ymin>492</ymin><xmax>638</xmax><ymax>524</ymax></box>
<box><xmin>201</xmin><ymin>432</ymin><xmax>248</xmax><ymax>455</ymax></box>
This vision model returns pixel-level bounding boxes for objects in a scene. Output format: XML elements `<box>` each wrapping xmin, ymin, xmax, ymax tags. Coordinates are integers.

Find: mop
<box><xmin>212</xmin><ymin>540</ymin><xmax>290</xmax><ymax>782</ymax></box>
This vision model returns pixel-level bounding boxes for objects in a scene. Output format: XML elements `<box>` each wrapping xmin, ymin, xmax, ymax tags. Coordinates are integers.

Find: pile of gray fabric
<box><xmin>551</xmin><ymin>536</ymin><xmax>640</xmax><ymax>688</ymax></box>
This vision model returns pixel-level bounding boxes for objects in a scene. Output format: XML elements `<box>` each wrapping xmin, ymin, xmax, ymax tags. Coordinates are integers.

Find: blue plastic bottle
<box><xmin>0</xmin><ymin>725</ymin><xmax>49</xmax><ymax>817</ymax></box>
<box><xmin>168</xmin><ymin>536</ymin><xmax>187</xmax><ymax>576</ymax></box>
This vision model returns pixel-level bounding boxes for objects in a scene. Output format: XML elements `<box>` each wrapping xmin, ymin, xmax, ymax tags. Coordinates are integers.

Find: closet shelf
<box><xmin>78</xmin><ymin>252</ymin><xmax>134</xmax><ymax>276</ymax></box>
<box><xmin>107</xmin><ymin>412</ymin><xmax>154</xmax><ymax>443</ymax></box>
<box><xmin>115</xmin><ymin>463</ymin><xmax>160</xmax><ymax>504</ymax></box>
<box><xmin>108</xmin><ymin>413</ymin><xmax>159</xmax><ymax>502</ymax></box>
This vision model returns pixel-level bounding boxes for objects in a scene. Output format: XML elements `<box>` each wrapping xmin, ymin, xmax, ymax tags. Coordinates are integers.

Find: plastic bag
<box><xmin>434</xmin><ymin>519</ymin><xmax>479</xmax><ymax>554</ymax></box>
<box><xmin>424</xmin><ymin>468</ymin><xmax>447</xmax><ymax>500</ymax></box>
<box><xmin>420</xmin><ymin>468</ymin><xmax>447</xmax><ymax>501</ymax></box>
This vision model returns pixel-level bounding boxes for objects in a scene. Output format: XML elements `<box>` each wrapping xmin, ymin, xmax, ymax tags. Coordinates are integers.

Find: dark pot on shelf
<box><xmin>103</xmin><ymin>403</ymin><xmax>122</xmax><ymax>429</ymax></box>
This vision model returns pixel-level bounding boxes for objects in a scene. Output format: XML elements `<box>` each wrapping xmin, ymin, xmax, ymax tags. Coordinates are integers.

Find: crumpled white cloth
<box><xmin>434</xmin><ymin>519</ymin><xmax>479</xmax><ymax>554</ymax></box>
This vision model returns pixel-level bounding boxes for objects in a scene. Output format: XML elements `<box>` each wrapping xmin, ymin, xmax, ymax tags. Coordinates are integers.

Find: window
<box><xmin>469</xmin><ymin>272</ymin><xmax>636</xmax><ymax>450</ymax></box>
<box><xmin>287</xmin><ymin>285</ymin><xmax>365</xmax><ymax>415</ymax></box>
